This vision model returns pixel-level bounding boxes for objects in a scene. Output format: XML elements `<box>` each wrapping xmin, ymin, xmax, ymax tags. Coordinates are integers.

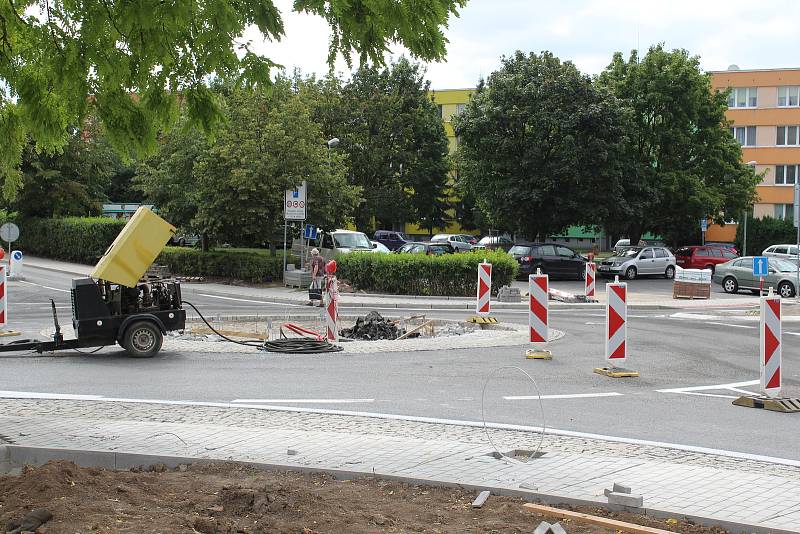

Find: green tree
<box><xmin>596</xmin><ymin>45</ymin><xmax>759</xmax><ymax>246</ymax></box>
<box><xmin>0</xmin><ymin>0</ymin><xmax>466</xmax><ymax>199</ymax></box>
<box><xmin>454</xmin><ymin>51</ymin><xmax>627</xmax><ymax>239</ymax></box>
<box><xmin>315</xmin><ymin>58</ymin><xmax>451</xmax><ymax>233</ymax></box>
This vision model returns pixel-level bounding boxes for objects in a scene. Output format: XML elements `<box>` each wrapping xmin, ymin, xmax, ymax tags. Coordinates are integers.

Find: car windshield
<box><xmin>509</xmin><ymin>246</ymin><xmax>532</xmax><ymax>255</ymax></box>
<box><xmin>770</xmin><ymin>259</ymin><xmax>799</xmax><ymax>272</ymax></box>
<box><xmin>333</xmin><ymin>233</ymin><xmax>372</xmax><ymax>249</ymax></box>
<box><xmin>616</xmin><ymin>247</ymin><xmax>642</xmax><ymax>258</ymax></box>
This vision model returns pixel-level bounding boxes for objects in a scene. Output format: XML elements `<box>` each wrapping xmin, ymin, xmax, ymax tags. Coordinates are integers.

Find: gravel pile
<box><xmin>340</xmin><ymin>311</ymin><xmax>404</xmax><ymax>340</ymax></box>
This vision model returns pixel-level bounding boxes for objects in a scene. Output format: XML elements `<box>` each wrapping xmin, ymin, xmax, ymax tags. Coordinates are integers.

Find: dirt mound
<box><xmin>341</xmin><ymin>311</ymin><xmax>406</xmax><ymax>340</ymax></box>
<box><xmin>0</xmin><ymin>461</ymin><xmax>731</xmax><ymax>533</ymax></box>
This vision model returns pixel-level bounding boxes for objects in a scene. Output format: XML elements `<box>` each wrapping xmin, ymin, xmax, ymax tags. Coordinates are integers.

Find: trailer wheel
<box><xmin>121</xmin><ymin>321</ymin><xmax>163</xmax><ymax>358</ymax></box>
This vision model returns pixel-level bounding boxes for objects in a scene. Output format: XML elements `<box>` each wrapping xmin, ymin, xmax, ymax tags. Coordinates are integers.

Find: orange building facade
<box><xmin>707</xmin><ymin>67</ymin><xmax>800</xmax><ymax>243</ymax></box>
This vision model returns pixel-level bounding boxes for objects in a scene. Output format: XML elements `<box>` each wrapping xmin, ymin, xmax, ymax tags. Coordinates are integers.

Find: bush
<box><xmin>336</xmin><ymin>251</ymin><xmax>518</xmax><ymax>296</ymax></box>
<box><xmin>158</xmin><ymin>247</ymin><xmax>296</xmax><ymax>283</ymax></box>
<box><xmin>7</xmin><ymin>217</ymin><xmax>127</xmax><ymax>263</ymax></box>
<box><xmin>736</xmin><ymin>216</ymin><xmax>797</xmax><ymax>256</ymax></box>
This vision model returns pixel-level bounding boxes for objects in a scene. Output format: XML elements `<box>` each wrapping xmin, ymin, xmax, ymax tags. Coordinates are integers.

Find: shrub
<box><xmin>336</xmin><ymin>251</ymin><xmax>518</xmax><ymax>296</ymax></box>
<box><xmin>736</xmin><ymin>216</ymin><xmax>797</xmax><ymax>257</ymax></box>
<box><xmin>158</xmin><ymin>247</ymin><xmax>296</xmax><ymax>283</ymax></box>
<box><xmin>8</xmin><ymin>217</ymin><xmax>127</xmax><ymax>263</ymax></box>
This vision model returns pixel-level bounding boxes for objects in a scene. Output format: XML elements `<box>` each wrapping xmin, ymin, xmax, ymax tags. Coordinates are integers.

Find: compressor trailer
<box><xmin>0</xmin><ymin>206</ymin><xmax>186</xmax><ymax>358</ymax></box>
<box><xmin>0</xmin><ymin>276</ymin><xmax>186</xmax><ymax>357</ymax></box>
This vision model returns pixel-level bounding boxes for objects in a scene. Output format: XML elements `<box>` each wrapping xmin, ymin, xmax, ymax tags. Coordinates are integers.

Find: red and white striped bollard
<box><xmin>526</xmin><ymin>270</ymin><xmax>551</xmax><ymax>359</ymax></box>
<box><xmin>760</xmin><ymin>289</ymin><xmax>781</xmax><ymax>398</ymax></box>
<box><xmin>585</xmin><ymin>262</ymin><xmax>596</xmax><ymax>298</ymax></box>
<box><xmin>476</xmin><ymin>260</ymin><xmax>492</xmax><ymax>316</ymax></box>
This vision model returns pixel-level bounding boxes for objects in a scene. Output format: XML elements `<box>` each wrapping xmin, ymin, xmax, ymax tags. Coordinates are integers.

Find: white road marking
<box><xmin>584</xmin><ymin>321</ymin><xmax>603</xmax><ymax>325</ymax></box>
<box><xmin>504</xmin><ymin>392</ymin><xmax>623</xmax><ymax>400</ymax></box>
<box><xmin>1</xmin><ymin>389</ymin><xmax>798</xmax><ymax>467</ymax></box>
<box><xmin>14</xmin><ymin>280</ymin><xmax>70</xmax><ymax>293</ymax></box>
<box><xmin>669</xmin><ymin>391</ymin><xmax>739</xmax><ymax>399</ymax></box>
<box><xmin>707</xmin><ymin>322</ymin><xmax>756</xmax><ymax>329</ymax></box>
<box><xmin>0</xmin><ymin>390</ymin><xmax>102</xmax><ymax>400</ymax></box>
<box><xmin>198</xmin><ymin>294</ymin><xmax>307</xmax><ymax>307</ymax></box>
<box><xmin>231</xmin><ymin>398</ymin><xmax>374</xmax><ymax>404</ymax></box>
<box><xmin>657</xmin><ymin>379</ymin><xmax>760</xmax><ymax>399</ymax></box>
<box><xmin>786</xmin><ymin>332</ymin><xmax>800</xmax><ymax>336</ymax></box>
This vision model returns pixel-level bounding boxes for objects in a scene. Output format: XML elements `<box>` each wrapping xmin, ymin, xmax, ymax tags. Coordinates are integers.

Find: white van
<box><xmin>317</xmin><ymin>229</ymin><xmax>374</xmax><ymax>260</ymax></box>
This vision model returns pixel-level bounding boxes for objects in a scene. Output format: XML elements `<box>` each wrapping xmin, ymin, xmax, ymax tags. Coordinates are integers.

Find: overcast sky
<box><xmin>247</xmin><ymin>0</ymin><xmax>800</xmax><ymax>89</ymax></box>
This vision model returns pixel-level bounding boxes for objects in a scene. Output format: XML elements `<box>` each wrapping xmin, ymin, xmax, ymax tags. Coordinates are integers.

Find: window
<box><xmin>723</xmin><ymin>251</ymin><xmax>737</xmax><ymax>259</ymax></box>
<box><xmin>775</xmin><ymin>165</ymin><xmax>798</xmax><ymax>185</ymax></box>
<box><xmin>455</xmin><ymin>103</ymin><xmax>466</xmax><ymax>115</ymax></box>
<box><xmin>539</xmin><ymin>245</ymin><xmax>556</xmax><ymax>256</ymax></box>
<box><xmin>774</xmin><ymin>204</ymin><xmax>794</xmax><ymax>220</ymax></box>
<box><xmin>774</xmin><ymin>246</ymin><xmax>789</xmax><ymax>254</ymax></box>
<box><xmin>732</xmin><ymin>259</ymin><xmax>746</xmax><ymax>267</ymax></box>
<box><xmin>730</xmin><ymin>126</ymin><xmax>757</xmax><ymax>146</ymax></box>
<box><xmin>436</xmin><ymin>105</ymin><xmax>443</xmax><ymax>118</ymax></box>
<box><xmin>778</xmin><ymin>86</ymin><xmax>800</xmax><ymax>107</ymax></box>
<box><xmin>711</xmin><ymin>249</ymin><xmax>723</xmax><ymax>257</ymax></box>
<box><xmin>556</xmin><ymin>246</ymin><xmax>574</xmax><ymax>257</ymax></box>
<box><xmin>655</xmin><ymin>249</ymin><xmax>668</xmax><ymax>258</ymax></box>
<box><xmin>727</xmin><ymin>87</ymin><xmax>757</xmax><ymax>108</ymax></box>
<box><xmin>777</xmin><ymin>126</ymin><xmax>800</xmax><ymax>146</ymax></box>
<box><xmin>640</xmin><ymin>249</ymin><xmax>654</xmax><ymax>259</ymax></box>
<box><xmin>696</xmin><ymin>249</ymin><xmax>709</xmax><ymax>257</ymax></box>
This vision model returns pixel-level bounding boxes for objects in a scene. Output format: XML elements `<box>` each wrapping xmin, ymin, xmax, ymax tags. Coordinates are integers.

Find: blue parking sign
<box><xmin>303</xmin><ymin>224</ymin><xmax>317</xmax><ymax>240</ymax></box>
<box><xmin>753</xmin><ymin>256</ymin><xmax>769</xmax><ymax>277</ymax></box>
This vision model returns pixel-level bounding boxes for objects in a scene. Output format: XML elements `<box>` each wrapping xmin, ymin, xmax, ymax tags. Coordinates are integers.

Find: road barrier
<box><xmin>585</xmin><ymin>262</ymin><xmax>596</xmax><ymax>298</ymax></box>
<box><xmin>526</xmin><ymin>271</ymin><xmax>551</xmax><ymax>359</ymax></box>
<box><xmin>760</xmin><ymin>290</ymin><xmax>781</xmax><ymax>397</ymax></box>
<box><xmin>594</xmin><ymin>276</ymin><xmax>638</xmax><ymax>377</ymax></box>
<box><xmin>476</xmin><ymin>261</ymin><xmax>492</xmax><ymax>316</ymax></box>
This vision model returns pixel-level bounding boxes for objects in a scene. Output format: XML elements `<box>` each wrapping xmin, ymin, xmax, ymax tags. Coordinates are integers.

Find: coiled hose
<box><xmin>181</xmin><ymin>301</ymin><xmax>343</xmax><ymax>354</ymax></box>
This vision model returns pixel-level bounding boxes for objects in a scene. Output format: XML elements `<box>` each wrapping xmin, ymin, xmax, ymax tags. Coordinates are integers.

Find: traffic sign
<box><xmin>303</xmin><ymin>224</ymin><xmax>317</xmax><ymax>240</ymax></box>
<box><xmin>700</xmin><ymin>219</ymin><xmax>708</xmax><ymax>232</ymax></box>
<box><xmin>753</xmin><ymin>256</ymin><xmax>769</xmax><ymax>277</ymax></box>
<box><xmin>284</xmin><ymin>181</ymin><xmax>307</xmax><ymax>221</ymax></box>
<box><xmin>0</xmin><ymin>223</ymin><xmax>19</xmax><ymax>243</ymax></box>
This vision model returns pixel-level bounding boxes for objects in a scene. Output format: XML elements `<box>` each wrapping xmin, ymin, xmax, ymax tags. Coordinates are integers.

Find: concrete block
<box><xmin>532</xmin><ymin>521</ymin><xmax>552</xmax><ymax>534</ymax></box>
<box><xmin>606</xmin><ymin>491</ymin><xmax>643</xmax><ymax>508</ymax></box>
<box><xmin>549</xmin><ymin>523</ymin><xmax>567</xmax><ymax>534</ymax></box>
<box><xmin>471</xmin><ymin>490</ymin><xmax>491</xmax><ymax>508</ymax></box>
<box><xmin>612</xmin><ymin>482</ymin><xmax>631</xmax><ymax>494</ymax></box>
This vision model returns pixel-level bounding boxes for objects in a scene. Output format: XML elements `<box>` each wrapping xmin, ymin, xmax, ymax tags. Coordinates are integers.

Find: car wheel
<box><xmin>625</xmin><ymin>266</ymin><xmax>637</xmax><ymax>280</ymax></box>
<box><xmin>778</xmin><ymin>281</ymin><xmax>796</xmax><ymax>298</ymax></box>
<box><xmin>121</xmin><ymin>321</ymin><xmax>163</xmax><ymax>358</ymax></box>
<box><xmin>722</xmin><ymin>276</ymin><xmax>738</xmax><ymax>294</ymax></box>
<box><xmin>580</xmin><ymin>267</ymin><xmax>586</xmax><ymax>281</ymax></box>
<box><xmin>178</xmin><ymin>238</ymin><xmax>186</xmax><ymax>247</ymax></box>
<box><xmin>665</xmin><ymin>265</ymin><xmax>675</xmax><ymax>279</ymax></box>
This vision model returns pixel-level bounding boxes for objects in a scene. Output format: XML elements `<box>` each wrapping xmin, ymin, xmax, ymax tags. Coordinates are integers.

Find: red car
<box><xmin>674</xmin><ymin>246</ymin><xmax>738</xmax><ymax>272</ymax></box>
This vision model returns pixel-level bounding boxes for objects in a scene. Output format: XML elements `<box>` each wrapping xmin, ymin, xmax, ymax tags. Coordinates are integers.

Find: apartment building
<box><xmin>707</xmin><ymin>67</ymin><xmax>800</xmax><ymax>242</ymax></box>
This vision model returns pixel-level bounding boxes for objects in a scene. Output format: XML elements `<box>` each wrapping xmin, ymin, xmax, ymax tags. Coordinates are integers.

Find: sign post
<box><xmin>753</xmin><ymin>256</ymin><xmax>769</xmax><ymax>296</ymax></box>
<box><xmin>700</xmin><ymin>219</ymin><xmax>707</xmax><ymax>246</ymax></box>
<box><xmin>794</xmin><ymin>180</ymin><xmax>799</xmax><ymax>303</ymax></box>
<box><xmin>0</xmin><ymin>223</ymin><xmax>19</xmax><ymax>273</ymax></box>
<box><xmin>283</xmin><ymin>182</ymin><xmax>307</xmax><ymax>279</ymax></box>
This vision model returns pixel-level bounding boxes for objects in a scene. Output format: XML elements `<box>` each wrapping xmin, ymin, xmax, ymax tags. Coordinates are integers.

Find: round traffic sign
<box><xmin>0</xmin><ymin>223</ymin><xmax>19</xmax><ymax>243</ymax></box>
<box><xmin>12</xmin><ymin>250</ymin><xmax>22</xmax><ymax>261</ymax></box>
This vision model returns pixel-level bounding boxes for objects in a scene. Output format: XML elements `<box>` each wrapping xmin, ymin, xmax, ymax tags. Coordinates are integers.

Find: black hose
<box><xmin>181</xmin><ymin>301</ymin><xmax>342</xmax><ymax>354</ymax></box>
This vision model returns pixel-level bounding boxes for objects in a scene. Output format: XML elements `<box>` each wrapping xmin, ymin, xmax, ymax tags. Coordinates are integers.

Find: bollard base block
<box><xmin>525</xmin><ymin>349</ymin><xmax>552</xmax><ymax>360</ymax></box>
<box><xmin>467</xmin><ymin>316</ymin><xmax>498</xmax><ymax>325</ymax></box>
<box><xmin>0</xmin><ymin>330</ymin><xmax>20</xmax><ymax>337</ymax></box>
<box><xmin>593</xmin><ymin>367</ymin><xmax>639</xmax><ymax>378</ymax></box>
<box><xmin>733</xmin><ymin>395</ymin><xmax>800</xmax><ymax>413</ymax></box>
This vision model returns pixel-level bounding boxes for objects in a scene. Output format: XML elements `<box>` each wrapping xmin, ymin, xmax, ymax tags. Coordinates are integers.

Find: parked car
<box><xmin>509</xmin><ymin>242</ymin><xmax>587</xmax><ymax>280</ymax></box>
<box><xmin>598</xmin><ymin>246</ymin><xmax>676</xmax><ymax>280</ymax></box>
<box><xmin>370</xmin><ymin>241</ymin><xmax>391</xmax><ymax>253</ymax></box>
<box><xmin>763</xmin><ymin>244</ymin><xmax>800</xmax><ymax>265</ymax></box>
<box><xmin>674</xmin><ymin>246</ymin><xmax>738</xmax><ymax>272</ymax></box>
<box><xmin>170</xmin><ymin>233</ymin><xmax>200</xmax><ymax>247</ymax></box>
<box><xmin>430</xmin><ymin>233</ymin><xmax>472</xmax><ymax>252</ymax></box>
<box><xmin>373</xmin><ymin>230</ymin><xmax>409</xmax><ymax>251</ymax></box>
<box><xmin>613</xmin><ymin>238</ymin><xmax>648</xmax><ymax>255</ymax></box>
<box><xmin>706</xmin><ymin>242</ymin><xmax>739</xmax><ymax>255</ymax></box>
<box><xmin>477</xmin><ymin>235</ymin><xmax>514</xmax><ymax>251</ymax></box>
<box><xmin>714</xmin><ymin>257</ymin><xmax>798</xmax><ymax>298</ymax></box>
<box><xmin>396</xmin><ymin>241</ymin><xmax>456</xmax><ymax>255</ymax></box>
<box><xmin>317</xmin><ymin>229</ymin><xmax>374</xmax><ymax>260</ymax></box>
<box><xmin>455</xmin><ymin>234</ymin><xmax>479</xmax><ymax>245</ymax></box>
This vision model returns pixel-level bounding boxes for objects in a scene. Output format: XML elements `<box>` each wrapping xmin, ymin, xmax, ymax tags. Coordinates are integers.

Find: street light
<box><xmin>743</xmin><ymin>161</ymin><xmax>757</xmax><ymax>256</ymax></box>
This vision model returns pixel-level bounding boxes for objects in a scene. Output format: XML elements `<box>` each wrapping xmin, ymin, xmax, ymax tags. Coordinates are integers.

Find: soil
<box><xmin>0</xmin><ymin>461</ymin><xmax>732</xmax><ymax>534</ymax></box>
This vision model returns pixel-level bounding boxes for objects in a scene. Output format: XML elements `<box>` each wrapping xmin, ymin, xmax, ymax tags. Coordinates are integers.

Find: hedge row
<box><xmin>2</xmin><ymin>216</ymin><xmax>127</xmax><ymax>264</ymax></box>
<box><xmin>336</xmin><ymin>251</ymin><xmax>518</xmax><ymax>296</ymax></box>
<box><xmin>157</xmin><ymin>247</ymin><xmax>295</xmax><ymax>283</ymax></box>
<box><xmin>735</xmin><ymin>215</ymin><xmax>797</xmax><ymax>257</ymax></box>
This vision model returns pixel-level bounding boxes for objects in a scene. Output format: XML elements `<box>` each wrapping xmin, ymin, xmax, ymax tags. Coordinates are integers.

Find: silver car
<box><xmin>430</xmin><ymin>233</ymin><xmax>473</xmax><ymax>252</ymax></box>
<box><xmin>713</xmin><ymin>256</ymin><xmax>798</xmax><ymax>298</ymax></box>
<box><xmin>763</xmin><ymin>244</ymin><xmax>800</xmax><ymax>265</ymax></box>
<box><xmin>598</xmin><ymin>246</ymin><xmax>676</xmax><ymax>280</ymax></box>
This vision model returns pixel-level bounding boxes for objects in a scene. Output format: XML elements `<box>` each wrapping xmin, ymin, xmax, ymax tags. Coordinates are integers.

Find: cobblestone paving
<box><xmin>1</xmin><ymin>399</ymin><xmax>800</xmax><ymax>531</ymax></box>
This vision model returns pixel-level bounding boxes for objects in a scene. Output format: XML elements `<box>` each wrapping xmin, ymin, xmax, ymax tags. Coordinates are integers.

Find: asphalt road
<box><xmin>2</xmin><ymin>267</ymin><xmax>799</xmax><ymax>461</ymax></box>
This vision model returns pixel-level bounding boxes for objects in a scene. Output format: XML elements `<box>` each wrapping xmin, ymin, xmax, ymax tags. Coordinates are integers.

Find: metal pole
<box><xmin>795</xmin><ymin>181</ymin><xmax>799</xmax><ymax>303</ymax></box>
<box><xmin>282</xmin><ymin>222</ymin><xmax>288</xmax><ymax>284</ymax></box>
<box><xmin>743</xmin><ymin>211</ymin><xmax>747</xmax><ymax>256</ymax></box>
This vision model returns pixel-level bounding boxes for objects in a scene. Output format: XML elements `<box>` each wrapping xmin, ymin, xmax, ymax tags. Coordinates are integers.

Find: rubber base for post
<box><xmin>732</xmin><ymin>395</ymin><xmax>800</xmax><ymax>413</ymax></box>
<box><xmin>593</xmin><ymin>367</ymin><xmax>639</xmax><ymax>378</ymax></box>
<box><xmin>525</xmin><ymin>349</ymin><xmax>552</xmax><ymax>360</ymax></box>
<box><xmin>0</xmin><ymin>330</ymin><xmax>21</xmax><ymax>337</ymax></box>
<box><xmin>467</xmin><ymin>316</ymin><xmax>498</xmax><ymax>324</ymax></box>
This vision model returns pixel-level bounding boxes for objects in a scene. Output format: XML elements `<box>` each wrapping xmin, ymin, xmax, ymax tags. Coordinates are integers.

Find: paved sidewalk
<box><xmin>0</xmin><ymin>398</ymin><xmax>798</xmax><ymax>533</ymax></box>
<box><xmin>25</xmin><ymin>255</ymin><xmax>762</xmax><ymax>311</ymax></box>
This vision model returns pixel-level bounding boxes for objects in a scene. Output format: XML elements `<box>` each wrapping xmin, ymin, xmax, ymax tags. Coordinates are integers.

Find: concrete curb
<box><xmin>0</xmin><ymin>445</ymin><xmax>792</xmax><ymax>534</ymax></box>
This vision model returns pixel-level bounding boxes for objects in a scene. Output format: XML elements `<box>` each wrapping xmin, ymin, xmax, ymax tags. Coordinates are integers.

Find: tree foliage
<box><xmin>596</xmin><ymin>45</ymin><xmax>759</xmax><ymax>245</ymax></box>
<box><xmin>0</xmin><ymin>0</ymin><xmax>466</xmax><ymax>199</ymax></box>
<box><xmin>454</xmin><ymin>51</ymin><xmax>627</xmax><ymax>239</ymax></box>
<box><xmin>309</xmin><ymin>58</ymin><xmax>451</xmax><ymax>233</ymax></box>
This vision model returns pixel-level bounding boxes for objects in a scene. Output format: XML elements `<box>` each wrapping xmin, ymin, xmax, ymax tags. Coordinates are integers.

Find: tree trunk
<box><xmin>201</xmin><ymin>232</ymin><xmax>210</xmax><ymax>252</ymax></box>
<box><xmin>628</xmin><ymin>225</ymin><xmax>644</xmax><ymax>248</ymax></box>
